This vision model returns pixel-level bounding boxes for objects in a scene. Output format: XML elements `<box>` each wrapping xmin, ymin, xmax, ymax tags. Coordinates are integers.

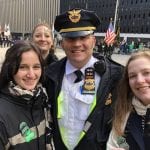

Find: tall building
<box><xmin>60</xmin><ymin>0</ymin><xmax>150</xmax><ymax>34</ymax></box>
<box><xmin>0</xmin><ymin>0</ymin><xmax>60</xmax><ymax>35</ymax></box>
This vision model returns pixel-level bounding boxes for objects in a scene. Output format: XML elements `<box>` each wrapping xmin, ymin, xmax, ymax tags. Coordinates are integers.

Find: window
<box><xmin>138</xmin><ymin>14</ymin><xmax>141</xmax><ymax>18</ymax></box>
<box><xmin>141</xmin><ymin>27</ymin><xmax>143</xmax><ymax>33</ymax></box>
<box><xmin>129</xmin><ymin>14</ymin><xmax>131</xmax><ymax>19</ymax></box>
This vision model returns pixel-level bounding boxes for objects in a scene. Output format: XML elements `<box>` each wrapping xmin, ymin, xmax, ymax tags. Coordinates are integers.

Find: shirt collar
<box><xmin>65</xmin><ymin>56</ymin><xmax>98</xmax><ymax>76</ymax></box>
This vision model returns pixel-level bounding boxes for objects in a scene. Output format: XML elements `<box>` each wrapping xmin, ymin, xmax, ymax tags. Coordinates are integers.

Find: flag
<box><xmin>52</xmin><ymin>22</ymin><xmax>55</xmax><ymax>39</ymax></box>
<box><xmin>4</xmin><ymin>23</ymin><xmax>7</xmax><ymax>31</ymax></box>
<box><xmin>115</xmin><ymin>18</ymin><xmax>120</xmax><ymax>44</ymax></box>
<box><xmin>104</xmin><ymin>20</ymin><xmax>116</xmax><ymax>46</ymax></box>
<box><xmin>115</xmin><ymin>26</ymin><xmax>120</xmax><ymax>43</ymax></box>
<box><xmin>0</xmin><ymin>24</ymin><xmax>2</xmax><ymax>35</ymax></box>
<box><xmin>4</xmin><ymin>24</ymin><xmax>11</xmax><ymax>37</ymax></box>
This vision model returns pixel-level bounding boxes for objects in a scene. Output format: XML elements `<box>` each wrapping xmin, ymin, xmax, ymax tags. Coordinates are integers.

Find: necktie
<box><xmin>74</xmin><ymin>70</ymin><xmax>83</xmax><ymax>83</ymax></box>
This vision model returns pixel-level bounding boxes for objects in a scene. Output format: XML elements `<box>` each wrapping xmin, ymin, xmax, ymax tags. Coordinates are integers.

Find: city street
<box><xmin>0</xmin><ymin>47</ymin><xmax>130</xmax><ymax>69</ymax></box>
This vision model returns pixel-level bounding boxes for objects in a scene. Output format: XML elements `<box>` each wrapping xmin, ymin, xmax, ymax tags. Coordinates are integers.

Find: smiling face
<box><xmin>128</xmin><ymin>56</ymin><xmax>150</xmax><ymax>105</ymax></box>
<box><xmin>13</xmin><ymin>50</ymin><xmax>42</xmax><ymax>90</ymax></box>
<box><xmin>32</xmin><ymin>25</ymin><xmax>53</xmax><ymax>58</ymax></box>
<box><xmin>61</xmin><ymin>34</ymin><xmax>96</xmax><ymax>68</ymax></box>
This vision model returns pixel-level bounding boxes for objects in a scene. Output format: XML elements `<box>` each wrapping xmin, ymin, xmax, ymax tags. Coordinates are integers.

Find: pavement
<box><xmin>0</xmin><ymin>47</ymin><xmax>130</xmax><ymax>69</ymax></box>
<box><xmin>111</xmin><ymin>53</ymin><xmax>130</xmax><ymax>66</ymax></box>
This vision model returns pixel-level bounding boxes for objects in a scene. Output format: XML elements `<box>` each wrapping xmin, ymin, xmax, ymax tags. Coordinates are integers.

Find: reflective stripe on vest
<box><xmin>7</xmin><ymin>119</ymin><xmax>45</xmax><ymax>147</ymax></box>
<box><xmin>57</xmin><ymin>91</ymin><xmax>96</xmax><ymax>147</ymax></box>
<box><xmin>57</xmin><ymin>92</ymin><xmax>63</xmax><ymax>119</ymax></box>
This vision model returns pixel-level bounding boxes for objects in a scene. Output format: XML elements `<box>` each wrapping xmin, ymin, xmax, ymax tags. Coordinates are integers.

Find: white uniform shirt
<box><xmin>58</xmin><ymin>56</ymin><xmax>100</xmax><ymax>150</ymax></box>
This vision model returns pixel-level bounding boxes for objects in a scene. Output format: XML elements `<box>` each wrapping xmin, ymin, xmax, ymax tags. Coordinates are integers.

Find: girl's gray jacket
<box><xmin>0</xmin><ymin>88</ymin><xmax>47</xmax><ymax>150</ymax></box>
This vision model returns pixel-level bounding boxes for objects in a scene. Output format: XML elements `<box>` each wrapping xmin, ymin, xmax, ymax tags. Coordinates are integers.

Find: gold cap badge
<box><xmin>68</xmin><ymin>9</ymin><xmax>81</xmax><ymax>23</ymax></box>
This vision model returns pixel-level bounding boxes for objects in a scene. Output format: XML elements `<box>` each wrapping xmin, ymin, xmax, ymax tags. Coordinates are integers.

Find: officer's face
<box><xmin>61</xmin><ymin>34</ymin><xmax>96</xmax><ymax>68</ymax></box>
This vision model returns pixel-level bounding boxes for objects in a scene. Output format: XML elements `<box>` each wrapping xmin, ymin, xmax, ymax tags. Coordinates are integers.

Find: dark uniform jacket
<box><xmin>45</xmin><ymin>53</ymin><xmax>123</xmax><ymax>150</ymax></box>
<box><xmin>0</xmin><ymin>88</ymin><xmax>47</xmax><ymax>150</ymax></box>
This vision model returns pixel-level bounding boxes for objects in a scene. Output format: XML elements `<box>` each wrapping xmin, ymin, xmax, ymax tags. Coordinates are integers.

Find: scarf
<box><xmin>132</xmin><ymin>96</ymin><xmax>150</xmax><ymax>116</ymax></box>
<box><xmin>120</xmin><ymin>97</ymin><xmax>150</xmax><ymax>133</ymax></box>
<box><xmin>8</xmin><ymin>81</ymin><xmax>47</xmax><ymax>99</ymax></box>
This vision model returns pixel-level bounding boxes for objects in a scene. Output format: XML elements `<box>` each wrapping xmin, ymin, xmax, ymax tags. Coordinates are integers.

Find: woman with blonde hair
<box><xmin>107</xmin><ymin>50</ymin><xmax>150</xmax><ymax>150</ymax></box>
<box><xmin>32</xmin><ymin>23</ymin><xmax>58</xmax><ymax>65</ymax></box>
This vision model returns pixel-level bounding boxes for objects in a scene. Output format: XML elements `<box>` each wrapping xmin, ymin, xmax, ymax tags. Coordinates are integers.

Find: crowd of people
<box><xmin>0</xmin><ymin>8</ymin><xmax>149</xmax><ymax>150</ymax></box>
<box><xmin>96</xmin><ymin>38</ymin><xmax>150</xmax><ymax>57</ymax></box>
<box><xmin>0</xmin><ymin>35</ymin><xmax>13</xmax><ymax>48</ymax></box>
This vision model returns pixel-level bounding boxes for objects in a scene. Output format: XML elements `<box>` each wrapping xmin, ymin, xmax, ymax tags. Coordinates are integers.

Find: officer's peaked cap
<box><xmin>54</xmin><ymin>8</ymin><xmax>100</xmax><ymax>38</ymax></box>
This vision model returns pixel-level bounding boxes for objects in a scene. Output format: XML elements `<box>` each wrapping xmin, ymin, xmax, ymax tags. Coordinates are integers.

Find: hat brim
<box><xmin>61</xmin><ymin>30</ymin><xmax>94</xmax><ymax>38</ymax></box>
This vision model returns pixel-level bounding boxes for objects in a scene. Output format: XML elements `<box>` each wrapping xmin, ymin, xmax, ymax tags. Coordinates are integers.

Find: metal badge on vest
<box><xmin>81</xmin><ymin>67</ymin><xmax>95</xmax><ymax>95</ymax></box>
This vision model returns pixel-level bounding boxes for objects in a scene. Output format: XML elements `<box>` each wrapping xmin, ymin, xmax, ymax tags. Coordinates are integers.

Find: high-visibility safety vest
<box><xmin>57</xmin><ymin>92</ymin><xmax>97</xmax><ymax>149</ymax></box>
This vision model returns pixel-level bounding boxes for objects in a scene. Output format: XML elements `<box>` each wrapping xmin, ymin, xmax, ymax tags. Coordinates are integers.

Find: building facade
<box><xmin>0</xmin><ymin>0</ymin><xmax>60</xmax><ymax>35</ymax></box>
<box><xmin>60</xmin><ymin>0</ymin><xmax>150</xmax><ymax>34</ymax></box>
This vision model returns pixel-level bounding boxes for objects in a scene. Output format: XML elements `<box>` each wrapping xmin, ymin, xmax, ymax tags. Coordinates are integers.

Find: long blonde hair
<box><xmin>31</xmin><ymin>23</ymin><xmax>55</xmax><ymax>54</ymax></box>
<box><xmin>113</xmin><ymin>50</ymin><xmax>150</xmax><ymax>136</ymax></box>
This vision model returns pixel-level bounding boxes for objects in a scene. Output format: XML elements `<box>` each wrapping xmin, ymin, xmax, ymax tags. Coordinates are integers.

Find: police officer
<box><xmin>45</xmin><ymin>8</ymin><xmax>123</xmax><ymax>150</ymax></box>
